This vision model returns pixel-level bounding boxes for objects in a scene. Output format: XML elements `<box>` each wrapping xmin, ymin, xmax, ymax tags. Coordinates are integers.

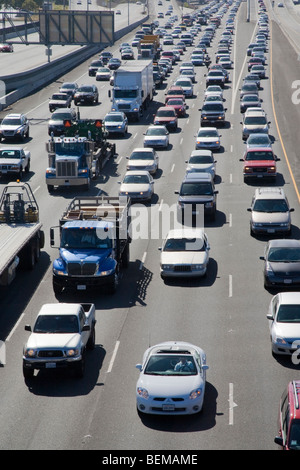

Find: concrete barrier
<box><xmin>0</xmin><ymin>14</ymin><xmax>149</xmax><ymax>111</ymax></box>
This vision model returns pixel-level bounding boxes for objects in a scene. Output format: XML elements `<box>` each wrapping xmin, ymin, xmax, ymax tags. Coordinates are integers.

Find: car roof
<box><xmin>190</xmin><ymin>149</ymin><xmax>213</xmax><ymax>156</ymax></box>
<box><xmin>268</xmin><ymin>239</ymin><xmax>300</xmax><ymax>248</ymax></box>
<box><xmin>147</xmin><ymin>341</ymin><xmax>200</xmax><ymax>356</ymax></box>
<box><xmin>276</xmin><ymin>292</ymin><xmax>300</xmax><ymax>304</ymax></box>
<box><xmin>254</xmin><ymin>187</ymin><xmax>286</xmax><ymax>199</ymax></box>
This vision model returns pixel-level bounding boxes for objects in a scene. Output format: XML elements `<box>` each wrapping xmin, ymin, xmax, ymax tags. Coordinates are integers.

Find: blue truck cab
<box><xmin>51</xmin><ymin>196</ymin><xmax>130</xmax><ymax>295</ymax></box>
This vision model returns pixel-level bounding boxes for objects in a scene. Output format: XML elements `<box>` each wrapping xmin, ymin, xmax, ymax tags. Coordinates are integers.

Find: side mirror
<box><xmin>290</xmin><ymin>208</ymin><xmax>295</xmax><ymax>212</ymax></box>
<box><xmin>136</xmin><ymin>364</ymin><xmax>142</xmax><ymax>371</ymax></box>
<box><xmin>259</xmin><ymin>256</ymin><xmax>265</xmax><ymax>260</ymax></box>
<box><xmin>247</xmin><ymin>208</ymin><xmax>252</xmax><ymax>212</ymax></box>
<box><xmin>274</xmin><ymin>437</ymin><xmax>283</xmax><ymax>447</ymax></box>
<box><xmin>25</xmin><ymin>325</ymin><xmax>32</xmax><ymax>332</ymax></box>
<box><xmin>174</xmin><ymin>190</ymin><xmax>179</xmax><ymax>194</ymax></box>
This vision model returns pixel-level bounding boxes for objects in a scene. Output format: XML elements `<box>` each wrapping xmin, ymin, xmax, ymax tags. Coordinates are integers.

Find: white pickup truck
<box><xmin>23</xmin><ymin>303</ymin><xmax>96</xmax><ymax>379</ymax></box>
<box><xmin>0</xmin><ymin>147</ymin><xmax>30</xmax><ymax>179</ymax></box>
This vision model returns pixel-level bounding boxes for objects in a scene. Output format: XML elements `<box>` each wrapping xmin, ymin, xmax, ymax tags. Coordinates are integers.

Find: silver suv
<box><xmin>0</xmin><ymin>113</ymin><xmax>29</xmax><ymax>141</ymax></box>
<box><xmin>247</xmin><ymin>187</ymin><xmax>294</xmax><ymax>236</ymax></box>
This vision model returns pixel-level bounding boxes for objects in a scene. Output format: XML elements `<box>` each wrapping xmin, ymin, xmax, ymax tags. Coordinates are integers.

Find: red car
<box><xmin>0</xmin><ymin>43</ymin><xmax>13</xmax><ymax>52</ymax></box>
<box><xmin>240</xmin><ymin>147</ymin><xmax>280</xmax><ymax>182</ymax></box>
<box><xmin>153</xmin><ymin>106</ymin><xmax>178</xmax><ymax>131</ymax></box>
<box><xmin>165</xmin><ymin>98</ymin><xmax>186</xmax><ymax>117</ymax></box>
<box><xmin>164</xmin><ymin>86</ymin><xmax>185</xmax><ymax>104</ymax></box>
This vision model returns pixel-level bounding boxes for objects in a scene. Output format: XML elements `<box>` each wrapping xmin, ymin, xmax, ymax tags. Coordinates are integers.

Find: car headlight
<box><xmin>274</xmin><ymin>336</ymin><xmax>287</xmax><ymax>345</ymax></box>
<box><xmin>24</xmin><ymin>348</ymin><xmax>37</xmax><ymax>358</ymax></box>
<box><xmin>137</xmin><ymin>387</ymin><xmax>149</xmax><ymax>399</ymax></box>
<box><xmin>189</xmin><ymin>388</ymin><xmax>202</xmax><ymax>400</ymax></box>
<box><xmin>66</xmin><ymin>348</ymin><xmax>79</xmax><ymax>357</ymax></box>
<box><xmin>161</xmin><ymin>264</ymin><xmax>172</xmax><ymax>270</ymax></box>
<box><xmin>99</xmin><ymin>268</ymin><xmax>115</xmax><ymax>276</ymax></box>
<box><xmin>205</xmin><ymin>201</ymin><xmax>214</xmax><ymax>208</ymax></box>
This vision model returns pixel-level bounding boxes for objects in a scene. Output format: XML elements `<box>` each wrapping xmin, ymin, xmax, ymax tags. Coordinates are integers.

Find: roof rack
<box><xmin>292</xmin><ymin>381</ymin><xmax>300</xmax><ymax>409</ymax></box>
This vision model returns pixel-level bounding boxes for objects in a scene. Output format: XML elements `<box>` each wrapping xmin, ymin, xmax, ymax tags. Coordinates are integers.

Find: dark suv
<box><xmin>175</xmin><ymin>172</ymin><xmax>218</xmax><ymax>222</ymax></box>
<box><xmin>73</xmin><ymin>85</ymin><xmax>99</xmax><ymax>106</ymax></box>
<box><xmin>200</xmin><ymin>102</ymin><xmax>227</xmax><ymax>126</ymax></box>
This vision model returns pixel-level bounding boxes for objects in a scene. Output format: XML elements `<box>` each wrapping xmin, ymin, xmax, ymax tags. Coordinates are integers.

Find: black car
<box><xmin>73</xmin><ymin>85</ymin><xmax>99</xmax><ymax>106</ymax></box>
<box><xmin>200</xmin><ymin>102</ymin><xmax>227</xmax><ymax>126</ymax></box>
<box><xmin>107</xmin><ymin>58</ymin><xmax>121</xmax><ymax>70</ymax></box>
<box><xmin>100</xmin><ymin>51</ymin><xmax>113</xmax><ymax>64</ymax></box>
<box><xmin>88</xmin><ymin>59</ymin><xmax>103</xmax><ymax>76</ymax></box>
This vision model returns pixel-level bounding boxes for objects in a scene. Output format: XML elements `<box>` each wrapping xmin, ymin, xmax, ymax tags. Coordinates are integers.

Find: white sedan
<box><xmin>143</xmin><ymin>125</ymin><xmax>169</xmax><ymax>150</ymax></box>
<box><xmin>159</xmin><ymin>228</ymin><xmax>210</xmax><ymax>279</ymax></box>
<box><xmin>118</xmin><ymin>170</ymin><xmax>154</xmax><ymax>202</ymax></box>
<box><xmin>267</xmin><ymin>292</ymin><xmax>300</xmax><ymax>356</ymax></box>
<box><xmin>95</xmin><ymin>67</ymin><xmax>111</xmax><ymax>81</ymax></box>
<box><xmin>136</xmin><ymin>341</ymin><xmax>209</xmax><ymax>415</ymax></box>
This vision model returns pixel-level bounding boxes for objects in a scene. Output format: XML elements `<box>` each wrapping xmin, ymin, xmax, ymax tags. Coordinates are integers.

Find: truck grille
<box><xmin>67</xmin><ymin>262</ymin><xmax>98</xmax><ymax>276</ymax></box>
<box><xmin>118</xmin><ymin>104</ymin><xmax>131</xmax><ymax>111</ymax></box>
<box><xmin>56</xmin><ymin>160</ymin><xmax>77</xmax><ymax>178</ymax></box>
<box><xmin>174</xmin><ymin>265</ymin><xmax>192</xmax><ymax>272</ymax></box>
<box><xmin>38</xmin><ymin>350</ymin><xmax>64</xmax><ymax>358</ymax></box>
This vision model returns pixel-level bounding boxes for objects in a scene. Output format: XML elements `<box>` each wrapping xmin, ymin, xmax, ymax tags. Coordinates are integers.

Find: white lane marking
<box><xmin>171</xmin><ymin>163</ymin><xmax>175</xmax><ymax>173</ymax></box>
<box><xmin>6</xmin><ymin>313</ymin><xmax>25</xmax><ymax>342</ymax></box>
<box><xmin>107</xmin><ymin>341</ymin><xmax>120</xmax><ymax>373</ymax></box>
<box><xmin>229</xmin><ymin>382</ymin><xmax>238</xmax><ymax>425</ymax></box>
<box><xmin>229</xmin><ymin>275</ymin><xmax>233</xmax><ymax>298</ymax></box>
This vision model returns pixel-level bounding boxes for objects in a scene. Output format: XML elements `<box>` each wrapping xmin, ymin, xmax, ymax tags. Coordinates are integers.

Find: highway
<box><xmin>0</xmin><ymin>0</ymin><xmax>299</xmax><ymax>451</ymax></box>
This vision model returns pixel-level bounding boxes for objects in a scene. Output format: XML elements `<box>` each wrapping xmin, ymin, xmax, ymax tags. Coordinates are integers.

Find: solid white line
<box><xmin>107</xmin><ymin>341</ymin><xmax>120</xmax><ymax>373</ymax></box>
<box><xmin>229</xmin><ymin>275</ymin><xmax>232</xmax><ymax>297</ymax></box>
<box><xmin>33</xmin><ymin>185</ymin><xmax>40</xmax><ymax>194</ymax></box>
<box><xmin>117</xmin><ymin>156</ymin><xmax>123</xmax><ymax>164</ymax></box>
<box><xmin>140</xmin><ymin>251</ymin><xmax>147</xmax><ymax>270</ymax></box>
<box><xmin>6</xmin><ymin>313</ymin><xmax>25</xmax><ymax>342</ymax></box>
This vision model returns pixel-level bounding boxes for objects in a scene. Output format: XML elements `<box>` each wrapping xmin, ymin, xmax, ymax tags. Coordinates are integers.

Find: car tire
<box><xmin>23</xmin><ymin>364</ymin><xmax>34</xmax><ymax>379</ymax></box>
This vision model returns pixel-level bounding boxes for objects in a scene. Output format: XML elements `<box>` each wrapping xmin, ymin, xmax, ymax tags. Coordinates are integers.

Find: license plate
<box><xmin>77</xmin><ymin>285</ymin><xmax>86</xmax><ymax>290</ymax></box>
<box><xmin>257</xmin><ymin>174</ymin><xmax>263</xmax><ymax>178</ymax></box>
<box><xmin>46</xmin><ymin>362</ymin><xmax>56</xmax><ymax>368</ymax></box>
<box><xmin>162</xmin><ymin>404</ymin><xmax>175</xmax><ymax>411</ymax></box>
<box><xmin>284</xmin><ymin>279</ymin><xmax>292</xmax><ymax>284</ymax></box>
<box><xmin>267</xmin><ymin>229</ymin><xmax>275</xmax><ymax>233</ymax></box>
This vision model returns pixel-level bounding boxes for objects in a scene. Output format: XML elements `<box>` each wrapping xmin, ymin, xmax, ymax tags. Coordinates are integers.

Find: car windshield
<box><xmin>123</xmin><ymin>174</ymin><xmax>150</xmax><ymax>184</ymax></box>
<box><xmin>2</xmin><ymin>118</ymin><xmax>22</xmax><ymax>125</ymax></box>
<box><xmin>198</xmin><ymin>130</ymin><xmax>218</xmax><ymax>137</ymax></box>
<box><xmin>0</xmin><ymin>150</ymin><xmax>21</xmax><ymax>158</ymax></box>
<box><xmin>253</xmin><ymin>199</ymin><xmax>288</xmax><ymax>212</ymax></box>
<box><xmin>167</xmin><ymin>99</ymin><xmax>184</xmax><ymax>105</ymax></box>
<box><xmin>245</xmin><ymin>114</ymin><xmax>265</xmax><ymax>125</ymax></box>
<box><xmin>144</xmin><ymin>354</ymin><xmax>197</xmax><ymax>375</ymax></box>
<box><xmin>52</xmin><ymin>94</ymin><xmax>67</xmax><ymax>100</ymax></box>
<box><xmin>78</xmin><ymin>86</ymin><xmax>94</xmax><ymax>92</ymax></box>
<box><xmin>97</xmin><ymin>68</ymin><xmax>109</xmax><ymax>72</ymax></box>
<box><xmin>248</xmin><ymin>135</ymin><xmax>270</xmax><ymax>145</ymax></box>
<box><xmin>33</xmin><ymin>314</ymin><xmax>79</xmax><ymax>334</ymax></box>
<box><xmin>180</xmin><ymin>182</ymin><xmax>213</xmax><ymax>196</ymax></box>
<box><xmin>189</xmin><ymin>155</ymin><xmax>213</xmax><ymax>164</ymax></box>
<box><xmin>51</xmin><ymin>113</ymin><xmax>73</xmax><ymax>121</ymax></box>
<box><xmin>164</xmin><ymin>237</ymin><xmax>206</xmax><ymax>252</ymax></box>
<box><xmin>146</xmin><ymin>128</ymin><xmax>167</xmax><ymax>135</ymax></box>
<box><xmin>167</xmin><ymin>90</ymin><xmax>184</xmax><ymax>96</ymax></box>
<box><xmin>267</xmin><ymin>247</ymin><xmax>300</xmax><ymax>262</ymax></box>
<box><xmin>289</xmin><ymin>420</ymin><xmax>300</xmax><ymax>450</ymax></box>
<box><xmin>202</xmin><ymin>103</ymin><xmax>224</xmax><ymax>111</ymax></box>
<box><xmin>277</xmin><ymin>305</ymin><xmax>300</xmax><ymax>323</ymax></box>
<box><xmin>243</xmin><ymin>95</ymin><xmax>259</xmax><ymax>101</ymax></box>
<box><xmin>207</xmin><ymin>86</ymin><xmax>222</xmax><ymax>92</ymax></box>
<box><xmin>156</xmin><ymin>110</ymin><xmax>175</xmax><ymax>117</ymax></box>
<box><xmin>61</xmin><ymin>84</ymin><xmax>76</xmax><ymax>90</ymax></box>
<box><xmin>61</xmin><ymin>228</ymin><xmax>112</xmax><ymax>249</ymax></box>
<box><xmin>176</xmin><ymin>80</ymin><xmax>191</xmax><ymax>87</ymax></box>
<box><xmin>245</xmin><ymin>151</ymin><xmax>274</xmax><ymax>160</ymax></box>
<box><xmin>130</xmin><ymin>151</ymin><xmax>154</xmax><ymax>160</ymax></box>
<box><xmin>105</xmin><ymin>115</ymin><xmax>123</xmax><ymax>122</ymax></box>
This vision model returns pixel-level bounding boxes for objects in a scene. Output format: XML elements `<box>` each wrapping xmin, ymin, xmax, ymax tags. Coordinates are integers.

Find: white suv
<box><xmin>0</xmin><ymin>113</ymin><xmax>29</xmax><ymax>141</ymax></box>
<box><xmin>247</xmin><ymin>187</ymin><xmax>294</xmax><ymax>236</ymax></box>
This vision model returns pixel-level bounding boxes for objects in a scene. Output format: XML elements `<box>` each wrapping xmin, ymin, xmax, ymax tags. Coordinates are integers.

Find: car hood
<box><xmin>268</xmin><ymin>261</ymin><xmax>300</xmax><ymax>274</ymax></box>
<box><xmin>0</xmin><ymin>158</ymin><xmax>21</xmax><ymax>165</ymax></box>
<box><xmin>161</xmin><ymin>251</ymin><xmax>208</xmax><ymax>265</ymax></box>
<box><xmin>245</xmin><ymin>160</ymin><xmax>275</xmax><ymax>167</ymax></box>
<box><xmin>0</xmin><ymin>124</ymin><xmax>22</xmax><ymax>131</ymax></box>
<box><xmin>26</xmin><ymin>332</ymin><xmax>81</xmax><ymax>350</ymax></box>
<box><xmin>128</xmin><ymin>159</ymin><xmax>155</xmax><ymax>166</ymax></box>
<box><xmin>252</xmin><ymin>212</ymin><xmax>289</xmax><ymax>224</ymax></box>
<box><xmin>138</xmin><ymin>373</ymin><xmax>203</xmax><ymax>395</ymax></box>
<box><xmin>273</xmin><ymin>323</ymin><xmax>300</xmax><ymax>341</ymax></box>
<box><xmin>49</xmin><ymin>100</ymin><xmax>68</xmax><ymax>105</ymax></box>
<box><xmin>60</xmin><ymin>248</ymin><xmax>111</xmax><ymax>264</ymax></box>
<box><xmin>120</xmin><ymin>183</ymin><xmax>151</xmax><ymax>192</ymax></box>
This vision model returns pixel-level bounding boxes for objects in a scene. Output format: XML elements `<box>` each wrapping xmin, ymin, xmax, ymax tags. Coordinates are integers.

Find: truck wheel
<box><xmin>23</xmin><ymin>365</ymin><xmax>34</xmax><ymax>379</ymax></box>
<box><xmin>21</xmin><ymin>243</ymin><xmax>35</xmax><ymax>270</ymax></box>
<box><xmin>121</xmin><ymin>243</ymin><xmax>130</xmax><ymax>268</ymax></box>
<box><xmin>74</xmin><ymin>351</ymin><xmax>86</xmax><ymax>378</ymax></box>
<box><xmin>48</xmin><ymin>185</ymin><xmax>54</xmax><ymax>193</ymax></box>
<box><xmin>53</xmin><ymin>278</ymin><xmax>64</xmax><ymax>296</ymax></box>
<box><xmin>25</xmin><ymin>160</ymin><xmax>30</xmax><ymax>173</ymax></box>
<box><xmin>107</xmin><ymin>274</ymin><xmax>118</xmax><ymax>294</ymax></box>
<box><xmin>87</xmin><ymin>327</ymin><xmax>95</xmax><ymax>350</ymax></box>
